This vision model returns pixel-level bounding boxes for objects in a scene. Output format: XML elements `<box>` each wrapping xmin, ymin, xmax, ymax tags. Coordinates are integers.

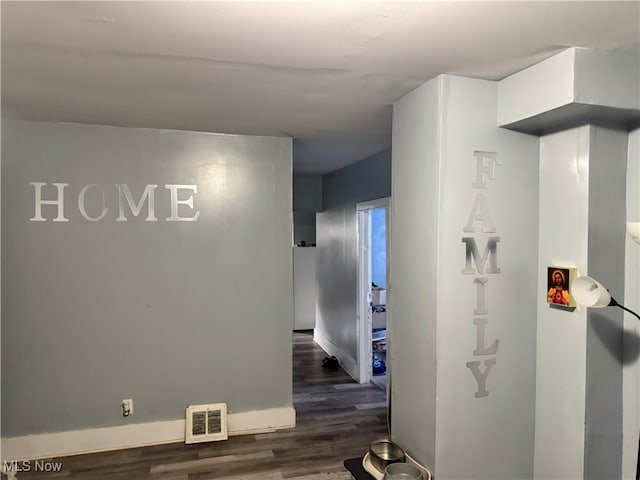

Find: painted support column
<box><xmin>535</xmin><ymin>126</ymin><xmax>629</xmax><ymax>479</ymax></box>
<box><xmin>623</xmin><ymin>128</ymin><xmax>640</xmax><ymax>480</ymax></box>
<box><xmin>391</xmin><ymin>74</ymin><xmax>539</xmax><ymax>479</ymax></box>
<box><xmin>584</xmin><ymin>127</ymin><xmax>628</xmax><ymax>480</ymax></box>
<box><xmin>498</xmin><ymin>47</ymin><xmax>638</xmax><ymax>480</ymax></box>
<box><xmin>535</xmin><ymin>127</ymin><xmax>589</xmax><ymax>479</ymax></box>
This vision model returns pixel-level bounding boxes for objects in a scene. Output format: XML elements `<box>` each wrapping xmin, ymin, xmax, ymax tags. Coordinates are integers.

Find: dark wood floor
<box><xmin>13</xmin><ymin>331</ymin><xmax>388</xmax><ymax>479</ymax></box>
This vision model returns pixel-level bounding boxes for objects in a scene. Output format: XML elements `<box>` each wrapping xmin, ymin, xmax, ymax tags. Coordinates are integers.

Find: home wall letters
<box><xmin>30</xmin><ymin>182</ymin><xmax>200</xmax><ymax>222</ymax></box>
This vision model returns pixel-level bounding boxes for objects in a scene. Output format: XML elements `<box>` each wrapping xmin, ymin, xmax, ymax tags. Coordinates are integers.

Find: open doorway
<box><xmin>357</xmin><ymin>198</ymin><xmax>390</xmax><ymax>388</ymax></box>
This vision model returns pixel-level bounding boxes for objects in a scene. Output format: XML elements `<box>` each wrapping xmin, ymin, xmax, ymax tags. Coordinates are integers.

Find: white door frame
<box><xmin>356</xmin><ymin>197</ymin><xmax>390</xmax><ymax>384</ymax></box>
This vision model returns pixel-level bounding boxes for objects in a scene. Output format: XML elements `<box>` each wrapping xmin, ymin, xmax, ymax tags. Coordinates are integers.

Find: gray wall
<box><xmin>2</xmin><ymin>120</ymin><xmax>293</xmax><ymax>436</ymax></box>
<box><xmin>322</xmin><ymin>150</ymin><xmax>391</xmax><ymax>211</ymax></box>
<box><xmin>315</xmin><ymin>149</ymin><xmax>390</xmax><ymax>361</ymax></box>
<box><xmin>390</xmin><ymin>77</ymin><xmax>440</xmax><ymax>468</ymax></box>
<box><xmin>293</xmin><ymin>174</ymin><xmax>322</xmax><ymax>245</ymax></box>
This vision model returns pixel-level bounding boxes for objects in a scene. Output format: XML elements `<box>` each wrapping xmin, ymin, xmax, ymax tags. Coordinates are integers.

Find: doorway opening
<box><xmin>357</xmin><ymin>198</ymin><xmax>390</xmax><ymax>388</ymax></box>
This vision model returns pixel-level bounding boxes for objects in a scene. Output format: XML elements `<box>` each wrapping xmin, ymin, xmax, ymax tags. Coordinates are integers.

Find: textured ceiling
<box><xmin>2</xmin><ymin>1</ymin><xmax>639</xmax><ymax>174</ymax></box>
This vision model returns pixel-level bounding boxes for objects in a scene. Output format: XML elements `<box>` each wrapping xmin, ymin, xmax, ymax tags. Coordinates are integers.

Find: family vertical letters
<box><xmin>463</xmin><ymin>151</ymin><xmax>501</xmax><ymax>398</ymax></box>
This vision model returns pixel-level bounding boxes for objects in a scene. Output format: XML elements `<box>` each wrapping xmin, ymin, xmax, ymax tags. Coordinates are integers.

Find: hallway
<box><xmin>14</xmin><ymin>331</ymin><xmax>388</xmax><ymax>479</ymax></box>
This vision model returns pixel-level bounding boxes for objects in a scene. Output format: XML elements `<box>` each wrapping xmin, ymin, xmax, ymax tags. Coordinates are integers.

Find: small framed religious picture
<box><xmin>547</xmin><ymin>266</ymin><xmax>578</xmax><ymax>308</ymax></box>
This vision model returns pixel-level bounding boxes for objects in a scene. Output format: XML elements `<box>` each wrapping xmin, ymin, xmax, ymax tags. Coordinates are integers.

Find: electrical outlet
<box><xmin>122</xmin><ymin>398</ymin><xmax>133</xmax><ymax>417</ymax></box>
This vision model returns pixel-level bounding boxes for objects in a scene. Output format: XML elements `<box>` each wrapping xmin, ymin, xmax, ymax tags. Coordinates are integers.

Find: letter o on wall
<box><xmin>78</xmin><ymin>184</ymin><xmax>108</xmax><ymax>222</ymax></box>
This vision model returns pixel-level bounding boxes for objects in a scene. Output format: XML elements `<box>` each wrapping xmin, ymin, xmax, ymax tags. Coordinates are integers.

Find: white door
<box><xmin>356</xmin><ymin>198</ymin><xmax>390</xmax><ymax>384</ymax></box>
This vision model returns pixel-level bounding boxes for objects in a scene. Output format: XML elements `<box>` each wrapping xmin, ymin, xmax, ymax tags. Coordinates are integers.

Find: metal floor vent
<box><xmin>185</xmin><ymin>403</ymin><xmax>228</xmax><ymax>444</ymax></box>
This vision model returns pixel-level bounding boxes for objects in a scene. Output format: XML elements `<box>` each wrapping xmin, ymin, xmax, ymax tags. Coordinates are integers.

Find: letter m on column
<box><xmin>461</xmin><ymin>237</ymin><xmax>501</xmax><ymax>274</ymax></box>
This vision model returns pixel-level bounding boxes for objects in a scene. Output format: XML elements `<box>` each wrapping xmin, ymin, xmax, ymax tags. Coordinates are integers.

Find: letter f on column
<box><xmin>472</xmin><ymin>151</ymin><xmax>500</xmax><ymax>189</ymax></box>
<box><xmin>30</xmin><ymin>182</ymin><xmax>69</xmax><ymax>222</ymax></box>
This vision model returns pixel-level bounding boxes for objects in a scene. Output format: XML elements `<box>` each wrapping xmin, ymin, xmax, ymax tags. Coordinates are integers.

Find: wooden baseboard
<box><xmin>1</xmin><ymin>406</ymin><xmax>295</xmax><ymax>461</ymax></box>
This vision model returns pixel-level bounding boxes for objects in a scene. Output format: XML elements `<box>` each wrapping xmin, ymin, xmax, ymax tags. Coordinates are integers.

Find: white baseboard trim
<box><xmin>313</xmin><ymin>328</ymin><xmax>359</xmax><ymax>382</ymax></box>
<box><xmin>1</xmin><ymin>406</ymin><xmax>295</xmax><ymax>462</ymax></box>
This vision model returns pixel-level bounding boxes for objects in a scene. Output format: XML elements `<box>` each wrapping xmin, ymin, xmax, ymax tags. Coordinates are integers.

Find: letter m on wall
<box><xmin>461</xmin><ymin>237</ymin><xmax>501</xmax><ymax>274</ymax></box>
<box><xmin>117</xmin><ymin>184</ymin><xmax>157</xmax><ymax>221</ymax></box>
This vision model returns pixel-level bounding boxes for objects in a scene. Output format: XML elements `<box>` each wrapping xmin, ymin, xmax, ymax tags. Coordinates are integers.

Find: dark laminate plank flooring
<box><xmin>13</xmin><ymin>331</ymin><xmax>388</xmax><ymax>480</ymax></box>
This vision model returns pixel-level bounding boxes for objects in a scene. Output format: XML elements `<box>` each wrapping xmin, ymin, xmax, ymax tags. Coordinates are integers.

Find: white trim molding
<box><xmin>314</xmin><ymin>328</ymin><xmax>359</xmax><ymax>381</ymax></box>
<box><xmin>1</xmin><ymin>406</ymin><xmax>295</xmax><ymax>461</ymax></box>
<box><xmin>356</xmin><ymin>197</ymin><xmax>390</xmax><ymax>212</ymax></box>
